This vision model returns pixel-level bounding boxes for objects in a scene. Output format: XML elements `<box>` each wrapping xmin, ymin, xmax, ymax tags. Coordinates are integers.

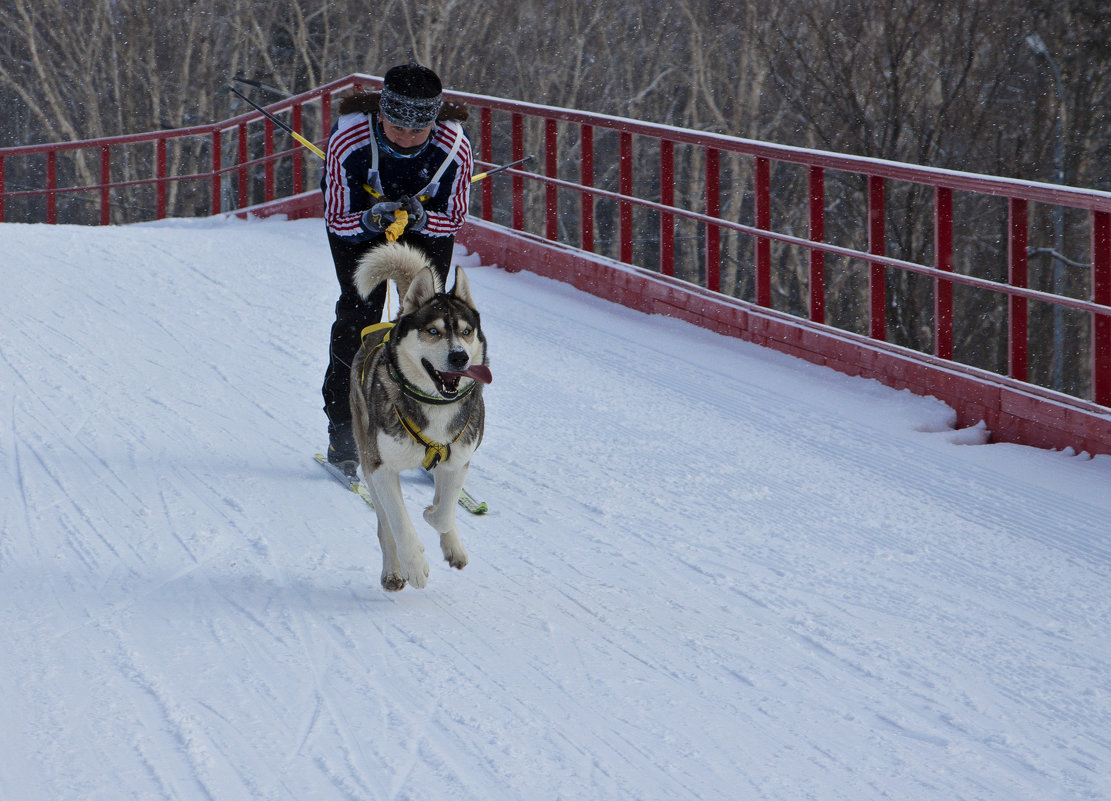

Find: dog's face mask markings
<box><xmin>405</xmin><ymin>299</ymin><xmax>489</xmax><ymax>400</ymax></box>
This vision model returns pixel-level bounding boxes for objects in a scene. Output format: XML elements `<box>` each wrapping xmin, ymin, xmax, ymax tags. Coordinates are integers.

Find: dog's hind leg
<box><xmin>368</xmin><ymin>468</ymin><xmax>430</xmax><ymax>589</ymax></box>
<box><xmin>424</xmin><ymin>463</ymin><xmax>469</xmax><ymax>570</ymax></box>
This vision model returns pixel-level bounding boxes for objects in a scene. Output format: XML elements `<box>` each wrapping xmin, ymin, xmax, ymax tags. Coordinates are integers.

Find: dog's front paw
<box><xmin>381</xmin><ymin>571</ymin><xmax>407</xmax><ymax>592</ymax></box>
<box><xmin>440</xmin><ymin>531</ymin><xmax>469</xmax><ymax>570</ymax></box>
<box><xmin>399</xmin><ymin>547</ymin><xmax>430</xmax><ymax>589</ymax></box>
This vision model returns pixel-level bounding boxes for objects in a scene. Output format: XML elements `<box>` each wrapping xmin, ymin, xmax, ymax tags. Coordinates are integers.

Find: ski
<box><xmin>314</xmin><ymin>454</ymin><xmax>487</xmax><ymax>515</ymax></box>
<box><xmin>314</xmin><ymin>453</ymin><xmax>376</xmax><ymax>510</ymax></box>
<box><xmin>457</xmin><ymin>488</ymin><xmax>489</xmax><ymax>515</ymax></box>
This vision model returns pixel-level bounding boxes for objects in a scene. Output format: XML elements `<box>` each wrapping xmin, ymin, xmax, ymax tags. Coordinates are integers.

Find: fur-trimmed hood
<box><xmin>338</xmin><ymin>91</ymin><xmax>469</xmax><ymax>123</ymax></box>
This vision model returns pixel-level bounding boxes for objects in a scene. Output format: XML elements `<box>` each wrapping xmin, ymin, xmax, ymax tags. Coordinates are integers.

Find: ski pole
<box><xmin>226</xmin><ymin>84</ymin><xmax>534</xmax><ymax>240</ymax></box>
<box><xmin>227</xmin><ymin>84</ymin><xmax>325</xmax><ymax>159</ymax></box>
<box><xmin>228</xmin><ymin>83</ymin><xmax>400</xmax><ymax>235</ymax></box>
<box><xmin>381</xmin><ymin>157</ymin><xmax>535</xmax><ymax>242</ymax></box>
<box><xmin>472</xmin><ymin>156</ymin><xmax>533</xmax><ymax>182</ymax></box>
<box><xmin>231</xmin><ymin>76</ymin><xmax>287</xmax><ymax>99</ymax></box>
<box><xmin>380</xmin><ymin>157</ymin><xmax>532</xmax><ymax>240</ymax></box>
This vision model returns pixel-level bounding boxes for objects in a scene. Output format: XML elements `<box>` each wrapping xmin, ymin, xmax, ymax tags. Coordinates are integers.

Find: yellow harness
<box><xmin>358</xmin><ymin>322</ymin><xmax>395</xmax><ymax>383</ymax></box>
<box><xmin>358</xmin><ymin>321</ymin><xmax>476</xmax><ymax>470</ymax></box>
<box><xmin>395</xmin><ymin>403</ymin><xmax>475</xmax><ymax>470</ymax></box>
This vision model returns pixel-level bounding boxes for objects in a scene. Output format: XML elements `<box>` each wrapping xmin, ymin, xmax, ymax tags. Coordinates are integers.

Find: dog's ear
<box><xmin>401</xmin><ymin>267</ymin><xmax>438</xmax><ymax>314</ymax></box>
<box><xmin>451</xmin><ymin>266</ymin><xmax>475</xmax><ymax>307</ymax></box>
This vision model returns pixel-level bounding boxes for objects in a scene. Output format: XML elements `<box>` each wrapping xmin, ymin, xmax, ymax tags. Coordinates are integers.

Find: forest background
<box><xmin>2</xmin><ymin>0</ymin><xmax>1108</xmax><ymax>184</ymax></box>
<box><xmin>2</xmin><ymin>0</ymin><xmax>1110</xmax><ymax>395</ymax></box>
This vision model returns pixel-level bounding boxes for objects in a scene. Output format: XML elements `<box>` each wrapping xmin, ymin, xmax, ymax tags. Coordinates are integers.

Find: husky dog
<box><xmin>349</xmin><ymin>242</ymin><xmax>492</xmax><ymax>591</ymax></box>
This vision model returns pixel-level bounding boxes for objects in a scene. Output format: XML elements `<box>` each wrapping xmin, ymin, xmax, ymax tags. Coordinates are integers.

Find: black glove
<box><xmin>401</xmin><ymin>196</ymin><xmax>427</xmax><ymax>233</ymax></box>
<box><xmin>361</xmin><ymin>200</ymin><xmax>402</xmax><ymax>234</ymax></box>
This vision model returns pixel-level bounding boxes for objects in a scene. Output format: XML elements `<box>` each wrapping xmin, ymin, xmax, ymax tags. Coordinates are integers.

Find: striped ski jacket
<box><xmin>323</xmin><ymin>111</ymin><xmax>472</xmax><ymax>241</ymax></box>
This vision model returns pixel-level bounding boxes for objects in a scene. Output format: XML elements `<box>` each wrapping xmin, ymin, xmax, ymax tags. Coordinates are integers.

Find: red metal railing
<box><xmin>450</xmin><ymin>88</ymin><xmax>1111</xmax><ymax>412</ymax></box>
<box><xmin>3</xmin><ymin>74</ymin><xmax>1110</xmax><ymax>411</ymax></box>
<box><xmin>0</xmin><ymin>80</ymin><xmax>344</xmax><ymax>224</ymax></box>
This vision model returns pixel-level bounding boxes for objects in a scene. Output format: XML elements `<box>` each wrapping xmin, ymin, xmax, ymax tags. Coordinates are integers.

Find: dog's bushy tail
<box><xmin>354</xmin><ymin>242</ymin><xmax>437</xmax><ymax>301</ymax></box>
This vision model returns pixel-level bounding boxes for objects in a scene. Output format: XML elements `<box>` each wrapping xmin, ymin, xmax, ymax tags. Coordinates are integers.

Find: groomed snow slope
<box><xmin>2</xmin><ymin>216</ymin><xmax>1110</xmax><ymax>801</ymax></box>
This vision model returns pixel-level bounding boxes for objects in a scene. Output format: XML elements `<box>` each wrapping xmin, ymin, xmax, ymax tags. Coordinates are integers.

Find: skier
<box><xmin>320</xmin><ymin>63</ymin><xmax>473</xmax><ymax>470</ymax></box>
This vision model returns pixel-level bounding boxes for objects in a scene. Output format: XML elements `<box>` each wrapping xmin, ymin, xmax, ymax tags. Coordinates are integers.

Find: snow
<box><xmin>2</xmin><ymin>215</ymin><xmax>1110</xmax><ymax>801</ymax></box>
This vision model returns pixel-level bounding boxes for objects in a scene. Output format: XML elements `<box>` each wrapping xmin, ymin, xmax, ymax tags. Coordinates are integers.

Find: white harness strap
<box><xmin>367</xmin><ymin>118</ymin><xmax>465</xmax><ymax>201</ymax></box>
<box><xmin>369</xmin><ymin>119</ymin><xmax>379</xmax><ymax>174</ymax></box>
<box><xmin>421</xmin><ymin>121</ymin><xmax>465</xmax><ymax>197</ymax></box>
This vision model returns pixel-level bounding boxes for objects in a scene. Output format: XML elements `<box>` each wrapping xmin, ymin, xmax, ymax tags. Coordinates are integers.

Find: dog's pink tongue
<box><xmin>445</xmin><ymin>364</ymin><xmax>492</xmax><ymax>384</ymax></box>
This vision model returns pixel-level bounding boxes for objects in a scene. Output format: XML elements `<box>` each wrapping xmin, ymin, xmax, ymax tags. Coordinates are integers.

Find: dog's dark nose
<box><xmin>448</xmin><ymin>349</ymin><xmax>469</xmax><ymax>370</ymax></box>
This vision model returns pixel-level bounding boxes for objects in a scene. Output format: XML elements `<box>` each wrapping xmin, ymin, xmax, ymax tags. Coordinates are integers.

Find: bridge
<box><xmin>3</xmin><ymin>77</ymin><xmax>1111</xmax><ymax>799</ymax></box>
<box><xmin>3</xmin><ymin>73</ymin><xmax>1110</xmax><ymax>456</ymax></box>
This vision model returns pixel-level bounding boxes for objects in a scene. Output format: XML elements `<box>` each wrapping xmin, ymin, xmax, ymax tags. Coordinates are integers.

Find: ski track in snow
<box><xmin>2</xmin><ymin>216</ymin><xmax>1110</xmax><ymax>800</ymax></box>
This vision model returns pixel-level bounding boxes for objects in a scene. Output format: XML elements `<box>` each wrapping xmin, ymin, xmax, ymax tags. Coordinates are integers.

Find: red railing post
<box><xmin>100</xmin><ymin>144</ymin><xmax>111</xmax><ymax>225</ymax></box>
<box><xmin>321</xmin><ymin>93</ymin><xmax>333</xmax><ymax>146</ymax></box>
<box><xmin>481</xmin><ymin>108</ymin><xmax>493</xmax><ymax>221</ymax></box>
<box><xmin>619</xmin><ymin>131</ymin><xmax>633</xmax><ymax>264</ymax></box>
<box><xmin>545</xmin><ymin>118</ymin><xmax>558</xmax><ymax>241</ymax></box>
<box><xmin>292</xmin><ymin>104</ymin><xmax>304</xmax><ymax>195</ymax></box>
<box><xmin>264</xmin><ymin>118</ymin><xmax>275</xmax><ymax>203</ymax></box>
<box><xmin>511</xmin><ymin>112</ymin><xmax>524</xmax><ymax>231</ymax></box>
<box><xmin>46</xmin><ymin>150</ymin><xmax>57</xmax><ymax>224</ymax></box>
<box><xmin>580</xmin><ymin>123</ymin><xmax>594</xmax><ymax>252</ymax></box>
<box><xmin>706</xmin><ymin>147</ymin><xmax>721</xmax><ymax>293</ymax></box>
<box><xmin>1092</xmin><ymin>210</ymin><xmax>1111</xmax><ymax>405</ymax></box>
<box><xmin>237</xmin><ymin>121</ymin><xmax>249</xmax><ymax>209</ymax></box>
<box><xmin>934</xmin><ymin>186</ymin><xmax>954</xmax><ymax>360</ymax></box>
<box><xmin>1008</xmin><ymin>198</ymin><xmax>1029</xmax><ymax>381</ymax></box>
<box><xmin>211</xmin><ymin>130</ymin><xmax>222</xmax><ymax>215</ymax></box>
<box><xmin>868</xmin><ymin>175</ymin><xmax>886</xmax><ymax>340</ymax></box>
<box><xmin>660</xmin><ymin>139</ymin><xmax>674</xmax><ymax>277</ymax></box>
<box><xmin>808</xmin><ymin>165</ymin><xmax>825</xmax><ymax>324</ymax></box>
<box><xmin>754</xmin><ymin>156</ymin><xmax>771</xmax><ymax>307</ymax></box>
<box><xmin>156</xmin><ymin>138</ymin><xmax>167</xmax><ymax>219</ymax></box>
